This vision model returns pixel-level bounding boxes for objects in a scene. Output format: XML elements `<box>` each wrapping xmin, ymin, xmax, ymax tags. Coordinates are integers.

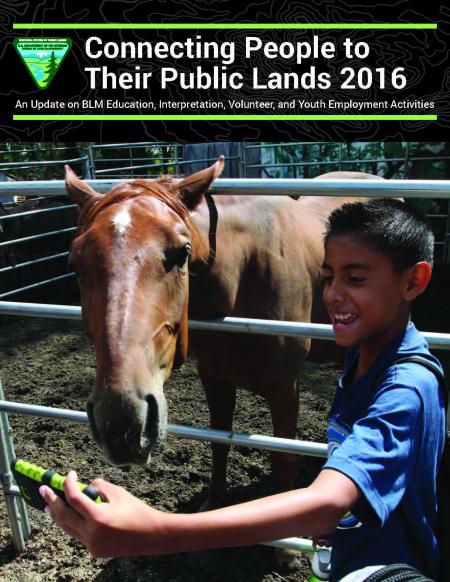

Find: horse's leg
<box><xmin>265</xmin><ymin>378</ymin><xmax>300</xmax><ymax>491</ymax></box>
<box><xmin>263</xmin><ymin>378</ymin><xmax>301</xmax><ymax>571</ymax></box>
<box><xmin>199</xmin><ymin>368</ymin><xmax>236</xmax><ymax>511</ymax></box>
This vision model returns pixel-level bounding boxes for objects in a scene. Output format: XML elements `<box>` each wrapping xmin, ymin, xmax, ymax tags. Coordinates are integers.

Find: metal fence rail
<box><xmin>0</xmin><ymin>226</ymin><xmax>76</xmax><ymax>249</ymax></box>
<box><xmin>0</xmin><ymin>252</ymin><xmax>69</xmax><ymax>275</ymax></box>
<box><xmin>0</xmin><ymin>204</ymin><xmax>76</xmax><ymax>222</ymax></box>
<box><xmin>93</xmin><ymin>156</ymin><xmax>241</xmax><ymax>175</ymax></box>
<box><xmin>0</xmin><ymin>157</ymin><xmax>89</xmax><ymax>171</ymax></box>
<box><xmin>1</xmin><ymin>301</ymin><xmax>450</xmax><ymax>349</ymax></box>
<box><xmin>0</xmin><ymin>400</ymin><xmax>328</xmax><ymax>458</ymax></box>
<box><xmin>1</xmin><ymin>177</ymin><xmax>450</xmax><ymax>198</ymax></box>
<box><xmin>0</xmin><ymin>274</ymin><xmax>75</xmax><ymax>300</ymax></box>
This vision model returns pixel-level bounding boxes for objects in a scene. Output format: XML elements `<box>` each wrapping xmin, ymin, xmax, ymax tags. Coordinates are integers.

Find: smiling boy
<box><xmin>319</xmin><ymin>198</ymin><xmax>444</xmax><ymax>579</ymax></box>
<box><xmin>40</xmin><ymin>198</ymin><xmax>445</xmax><ymax>581</ymax></box>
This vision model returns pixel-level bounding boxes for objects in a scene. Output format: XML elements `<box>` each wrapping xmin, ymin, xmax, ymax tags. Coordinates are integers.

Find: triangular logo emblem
<box><xmin>14</xmin><ymin>38</ymin><xmax>72</xmax><ymax>89</ymax></box>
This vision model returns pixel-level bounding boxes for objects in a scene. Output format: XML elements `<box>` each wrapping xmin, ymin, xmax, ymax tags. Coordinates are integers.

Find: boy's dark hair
<box><xmin>324</xmin><ymin>198</ymin><xmax>434</xmax><ymax>271</ymax></box>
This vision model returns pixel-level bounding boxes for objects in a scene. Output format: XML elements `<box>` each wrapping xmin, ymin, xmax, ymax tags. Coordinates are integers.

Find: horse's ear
<box><xmin>65</xmin><ymin>165</ymin><xmax>102</xmax><ymax>208</ymax></box>
<box><xmin>170</xmin><ymin>156</ymin><xmax>224</xmax><ymax>209</ymax></box>
<box><xmin>173</xmin><ymin>297</ymin><xmax>188</xmax><ymax>369</ymax></box>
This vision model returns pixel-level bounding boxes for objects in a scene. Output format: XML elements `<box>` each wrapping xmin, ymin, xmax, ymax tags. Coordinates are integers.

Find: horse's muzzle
<box><xmin>86</xmin><ymin>390</ymin><xmax>167</xmax><ymax>466</ymax></box>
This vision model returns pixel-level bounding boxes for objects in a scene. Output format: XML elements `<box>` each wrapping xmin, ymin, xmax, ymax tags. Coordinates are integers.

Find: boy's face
<box><xmin>322</xmin><ymin>234</ymin><xmax>418</xmax><ymax>356</ymax></box>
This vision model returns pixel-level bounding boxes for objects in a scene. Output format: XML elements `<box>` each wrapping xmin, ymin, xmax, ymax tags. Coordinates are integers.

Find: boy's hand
<box><xmin>39</xmin><ymin>466</ymin><xmax>360</xmax><ymax>558</ymax></box>
<box><xmin>39</xmin><ymin>471</ymin><xmax>164</xmax><ymax>558</ymax></box>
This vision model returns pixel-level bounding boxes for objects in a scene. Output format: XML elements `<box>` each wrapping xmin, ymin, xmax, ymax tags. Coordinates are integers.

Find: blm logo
<box><xmin>14</xmin><ymin>38</ymin><xmax>72</xmax><ymax>89</ymax></box>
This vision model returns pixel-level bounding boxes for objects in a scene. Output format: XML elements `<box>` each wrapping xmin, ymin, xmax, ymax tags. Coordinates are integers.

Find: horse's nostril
<box><xmin>144</xmin><ymin>394</ymin><xmax>159</xmax><ymax>444</ymax></box>
<box><xmin>86</xmin><ymin>400</ymin><xmax>102</xmax><ymax>446</ymax></box>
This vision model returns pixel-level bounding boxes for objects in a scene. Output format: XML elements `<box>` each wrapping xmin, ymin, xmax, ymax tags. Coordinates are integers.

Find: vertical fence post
<box><xmin>174</xmin><ymin>144</ymin><xmax>180</xmax><ymax>176</ymax></box>
<box><xmin>88</xmin><ymin>145</ymin><xmax>96</xmax><ymax>178</ymax></box>
<box><xmin>83</xmin><ymin>154</ymin><xmax>92</xmax><ymax>180</ymax></box>
<box><xmin>403</xmin><ymin>142</ymin><xmax>410</xmax><ymax>179</ymax></box>
<box><xmin>0</xmin><ymin>378</ymin><xmax>31</xmax><ymax>552</ymax></box>
<box><xmin>241</xmin><ymin>142</ymin><xmax>247</xmax><ymax>178</ymax></box>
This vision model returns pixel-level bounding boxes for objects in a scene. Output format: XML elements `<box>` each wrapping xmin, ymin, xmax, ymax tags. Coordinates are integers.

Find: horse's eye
<box><xmin>164</xmin><ymin>243</ymin><xmax>192</xmax><ymax>272</ymax></box>
<box><xmin>183</xmin><ymin>242</ymin><xmax>192</xmax><ymax>257</ymax></box>
<box><xmin>175</xmin><ymin>242</ymin><xmax>191</xmax><ymax>267</ymax></box>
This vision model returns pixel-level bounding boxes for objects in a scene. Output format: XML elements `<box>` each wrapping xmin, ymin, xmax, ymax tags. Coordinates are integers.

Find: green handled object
<box><xmin>11</xmin><ymin>459</ymin><xmax>103</xmax><ymax>511</ymax></box>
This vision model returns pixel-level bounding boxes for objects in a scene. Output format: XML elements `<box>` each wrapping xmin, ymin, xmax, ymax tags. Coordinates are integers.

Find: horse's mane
<box><xmin>77</xmin><ymin>178</ymin><xmax>208</xmax><ymax>261</ymax></box>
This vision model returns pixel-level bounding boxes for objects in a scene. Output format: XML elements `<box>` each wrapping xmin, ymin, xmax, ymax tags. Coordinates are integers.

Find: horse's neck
<box><xmin>195</xmin><ymin>194</ymin><xmax>285</xmax><ymax>262</ymax></box>
<box><xmin>188</xmin><ymin>196</ymin><xmax>254</xmax><ymax>316</ymax></box>
<box><xmin>188</xmin><ymin>195</ymin><xmax>310</xmax><ymax>318</ymax></box>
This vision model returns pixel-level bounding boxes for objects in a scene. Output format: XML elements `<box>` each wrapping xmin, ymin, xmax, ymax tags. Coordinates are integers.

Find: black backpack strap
<box><xmin>337</xmin><ymin>356</ymin><xmax>446</xmax><ymax>434</ymax></box>
<box><xmin>390</xmin><ymin>356</ymin><xmax>449</xmax><ymax>582</ymax></box>
<box><xmin>390</xmin><ymin>356</ymin><xmax>448</xmax><ymax>426</ymax></box>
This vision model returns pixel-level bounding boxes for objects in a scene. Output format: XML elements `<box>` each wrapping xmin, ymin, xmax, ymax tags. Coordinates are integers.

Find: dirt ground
<box><xmin>0</xmin><ymin>266</ymin><xmax>449</xmax><ymax>582</ymax></box>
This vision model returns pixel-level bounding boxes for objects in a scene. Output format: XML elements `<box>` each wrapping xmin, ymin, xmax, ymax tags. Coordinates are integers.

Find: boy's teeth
<box><xmin>335</xmin><ymin>313</ymin><xmax>354</xmax><ymax>322</ymax></box>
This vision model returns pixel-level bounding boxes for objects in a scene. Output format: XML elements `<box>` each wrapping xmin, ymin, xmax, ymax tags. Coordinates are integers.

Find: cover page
<box><xmin>0</xmin><ymin>2</ymin><xmax>448</xmax><ymax>581</ymax></box>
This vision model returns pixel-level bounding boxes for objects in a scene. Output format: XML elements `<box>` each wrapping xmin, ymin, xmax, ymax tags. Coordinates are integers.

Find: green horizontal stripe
<box><xmin>13</xmin><ymin>115</ymin><xmax>438</xmax><ymax>121</ymax></box>
<box><xmin>13</xmin><ymin>23</ymin><xmax>437</xmax><ymax>30</ymax></box>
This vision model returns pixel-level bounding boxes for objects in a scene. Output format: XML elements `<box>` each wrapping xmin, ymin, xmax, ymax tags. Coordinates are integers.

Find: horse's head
<box><xmin>65</xmin><ymin>158</ymin><xmax>224</xmax><ymax>465</ymax></box>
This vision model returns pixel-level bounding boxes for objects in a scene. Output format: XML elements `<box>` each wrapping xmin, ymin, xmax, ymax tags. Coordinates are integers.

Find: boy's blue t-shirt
<box><xmin>324</xmin><ymin>322</ymin><xmax>445</xmax><ymax>581</ymax></box>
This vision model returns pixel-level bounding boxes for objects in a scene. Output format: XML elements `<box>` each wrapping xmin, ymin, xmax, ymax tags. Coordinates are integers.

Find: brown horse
<box><xmin>65</xmin><ymin>161</ymin><xmax>379</xmax><ymax>565</ymax></box>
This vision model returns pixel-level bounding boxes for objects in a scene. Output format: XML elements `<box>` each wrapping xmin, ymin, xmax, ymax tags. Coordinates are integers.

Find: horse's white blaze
<box><xmin>112</xmin><ymin>206</ymin><xmax>132</xmax><ymax>235</ymax></box>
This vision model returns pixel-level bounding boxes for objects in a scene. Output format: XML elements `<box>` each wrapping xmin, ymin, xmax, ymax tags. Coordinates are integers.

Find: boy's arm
<box><xmin>40</xmin><ymin>468</ymin><xmax>360</xmax><ymax>558</ymax></box>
